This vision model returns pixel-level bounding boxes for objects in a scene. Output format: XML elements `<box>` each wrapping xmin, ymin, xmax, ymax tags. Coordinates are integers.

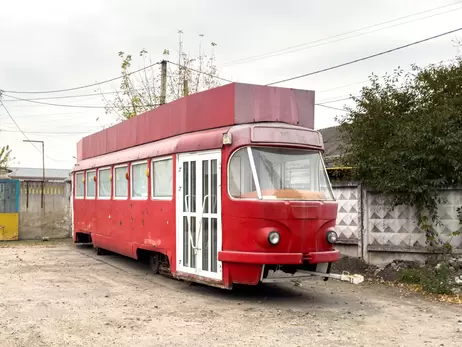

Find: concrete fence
<box><xmin>332</xmin><ymin>182</ymin><xmax>462</xmax><ymax>266</ymax></box>
<box><xmin>18</xmin><ymin>180</ymin><xmax>72</xmax><ymax>240</ymax></box>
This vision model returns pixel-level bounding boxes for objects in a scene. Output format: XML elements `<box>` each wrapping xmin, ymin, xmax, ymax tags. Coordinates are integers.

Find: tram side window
<box><xmin>131</xmin><ymin>161</ymin><xmax>148</xmax><ymax>199</ymax></box>
<box><xmin>152</xmin><ymin>158</ymin><xmax>173</xmax><ymax>198</ymax></box>
<box><xmin>86</xmin><ymin>170</ymin><xmax>96</xmax><ymax>198</ymax></box>
<box><xmin>114</xmin><ymin>165</ymin><xmax>128</xmax><ymax>198</ymax></box>
<box><xmin>75</xmin><ymin>172</ymin><xmax>84</xmax><ymax>198</ymax></box>
<box><xmin>98</xmin><ymin>168</ymin><xmax>111</xmax><ymax>198</ymax></box>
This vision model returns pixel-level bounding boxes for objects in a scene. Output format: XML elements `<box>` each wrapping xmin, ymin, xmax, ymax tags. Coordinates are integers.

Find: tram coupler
<box><xmin>262</xmin><ymin>268</ymin><xmax>365</xmax><ymax>285</ymax></box>
<box><xmin>303</xmin><ymin>270</ymin><xmax>365</xmax><ymax>285</ymax></box>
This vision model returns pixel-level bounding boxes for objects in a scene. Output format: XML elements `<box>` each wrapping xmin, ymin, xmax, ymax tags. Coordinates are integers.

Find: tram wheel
<box><xmin>149</xmin><ymin>253</ymin><xmax>160</xmax><ymax>274</ymax></box>
<box><xmin>94</xmin><ymin>246</ymin><xmax>107</xmax><ymax>256</ymax></box>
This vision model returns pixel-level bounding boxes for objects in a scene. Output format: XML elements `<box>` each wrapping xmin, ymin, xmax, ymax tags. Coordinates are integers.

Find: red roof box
<box><xmin>76</xmin><ymin>82</ymin><xmax>315</xmax><ymax>160</ymax></box>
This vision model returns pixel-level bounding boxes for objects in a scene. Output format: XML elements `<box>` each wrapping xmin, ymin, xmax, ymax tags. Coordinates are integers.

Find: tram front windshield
<box><xmin>228</xmin><ymin>146</ymin><xmax>335</xmax><ymax>201</ymax></box>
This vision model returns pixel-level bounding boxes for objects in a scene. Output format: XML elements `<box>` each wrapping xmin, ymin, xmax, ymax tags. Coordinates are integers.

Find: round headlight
<box><xmin>268</xmin><ymin>231</ymin><xmax>280</xmax><ymax>245</ymax></box>
<box><xmin>326</xmin><ymin>230</ymin><xmax>338</xmax><ymax>244</ymax></box>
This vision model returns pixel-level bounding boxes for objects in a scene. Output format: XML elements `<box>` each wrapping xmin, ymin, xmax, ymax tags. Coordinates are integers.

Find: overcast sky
<box><xmin>0</xmin><ymin>0</ymin><xmax>461</xmax><ymax>170</ymax></box>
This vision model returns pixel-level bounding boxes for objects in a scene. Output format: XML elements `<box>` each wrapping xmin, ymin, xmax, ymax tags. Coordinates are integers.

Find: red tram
<box><xmin>72</xmin><ymin>82</ymin><xmax>344</xmax><ymax>289</ymax></box>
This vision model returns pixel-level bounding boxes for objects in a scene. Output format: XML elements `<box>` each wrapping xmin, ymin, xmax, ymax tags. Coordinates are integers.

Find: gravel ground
<box><xmin>0</xmin><ymin>241</ymin><xmax>461</xmax><ymax>347</ymax></box>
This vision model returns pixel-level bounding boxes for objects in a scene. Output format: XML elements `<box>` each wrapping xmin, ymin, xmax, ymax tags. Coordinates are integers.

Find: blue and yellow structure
<box><xmin>0</xmin><ymin>179</ymin><xmax>19</xmax><ymax>241</ymax></box>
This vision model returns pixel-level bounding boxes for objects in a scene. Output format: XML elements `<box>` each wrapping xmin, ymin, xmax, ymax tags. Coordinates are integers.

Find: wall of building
<box><xmin>18</xmin><ymin>181</ymin><xmax>71</xmax><ymax>240</ymax></box>
<box><xmin>332</xmin><ymin>182</ymin><xmax>462</xmax><ymax>266</ymax></box>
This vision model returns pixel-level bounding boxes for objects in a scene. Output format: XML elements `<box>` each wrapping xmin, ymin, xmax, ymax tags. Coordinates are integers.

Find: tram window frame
<box><xmin>151</xmin><ymin>156</ymin><xmax>173</xmax><ymax>200</ymax></box>
<box><xmin>227</xmin><ymin>146</ymin><xmax>335</xmax><ymax>201</ymax></box>
<box><xmin>114</xmin><ymin>164</ymin><xmax>129</xmax><ymax>200</ymax></box>
<box><xmin>97</xmin><ymin>167</ymin><xmax>112</xmax><ymax>200</ymax></box>
<box><xmin>227</xmin><ymin>147</ymin><xmax>257</xmax><ymax>200</ymax></box>
<box><xmin>131</xmin><ymin>160</ymin><xmax>149</xmax><ymax>200</ymax></box>
<box><xmin>85</xmin><ymin>170</ymin><xmax>96</xmax><ymax>199</ymax></box>
<box><xmin>75</xmin><ymin>172</ymin><xmax>84</xmax><ymax>199</ymax></box>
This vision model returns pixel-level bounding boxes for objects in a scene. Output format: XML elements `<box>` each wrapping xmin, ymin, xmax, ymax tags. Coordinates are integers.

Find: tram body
<box><xmin>72</xmin><ymin>83</ymin><xmax>340</xmax><ymax>289</ymax></box>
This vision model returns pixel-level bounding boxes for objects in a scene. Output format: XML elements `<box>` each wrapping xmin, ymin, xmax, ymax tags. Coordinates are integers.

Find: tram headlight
<box><xmin>268</xmin><ymin>231</ymin><xmax>280</xmax><ymax>245</ymax></box>
<box><xmin>326</xmin><ymin>230</ymin><xmax>338</xmax><ymax>244</ymax></box>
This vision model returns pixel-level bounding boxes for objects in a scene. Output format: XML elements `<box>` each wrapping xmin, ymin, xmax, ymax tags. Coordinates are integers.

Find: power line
<box><xmin>315</xmin><ymin>57</ymin><xmax>458</xmax><ymax>98</ymax></box>
<box><xmin>317</xmin><ymin>80</ymin><xmax>370</xmax><ymax>93</ymax></box>
<box><xmin>0</xmin><ymin>87</ymin><xmax>162</xmax><ymax>102</ymax></box>
<box><xmin>1</xmin><ymin>61</ymin><xmax>161</xmax><ymax>95</ymax></box>
<box><xmin>1</xmin><ymin>60</ymin><xmax>230</xmax><ymax>105</ymax></box>
<box><xmin>0</xmin><ymin>129</ymin><xmax>94</xmax><ymax>135</ymax></box>
<box><xmin>166</xmin><ymin>60</ymin><xmax>234</xmax><ymax>83</ymax></box>
<box><xmin>0</xmin><ymin>99</ymin><xmax>39</xmax><ymax>150</ymax></box>
<box><xmin>317</xmin><ymin>96</ymin><xmax>357</xmax><ymax>105</ymax></box>
<box><xmin>0</xmin><ymin>91</ymin><xmax>119</xmax><ymax>102</ymax></box>
<box><xmin>0</xmin><ymin>97</ymin><xmax>72</xmax><ymax>163</ymax></box>
<box><xmin>2</xmin><ymin>61</ymin><xmax>226</xmax><ymax>108</ymax></box>
<box><xmin>224</xmin><ymin>1</ymin><xmax>462</xmax><ymax>66</ymax></box>
<box><xmin>1</xmin><ymin>60</ymin><xmax>230</xmax><ymax>97</ymax></box>
<box><xmin>1</xmin><ymin>94</ymin><xmax>109</xmax><ymax>109</ymax></box>
<box><xmin>1</xmin><ymin>121</ymin><xmax>102</xmax><ymax>131</ymax></box>
<box><xmin>0</xmin><ymin>110</ymin><xmax>87</xmax><ymax>118</ymax></box>
<box><xmin>315</xmin><ymin>104</ymin><xmax>348</xmax><ymax>112</ymax></box>
<box><xmin>314</xmin><ymin>58</ymin><xmax>460</xmax><ymax>108</ymax></box>
<box><xmin>1</xmin><ymin>93</ymin><xmax>160</xmax><ymax>109</ymax></box>
<box><xmin>266</xmin><ymin>27</ymin><xmax>462</xmax><ymax>86</ymax></box>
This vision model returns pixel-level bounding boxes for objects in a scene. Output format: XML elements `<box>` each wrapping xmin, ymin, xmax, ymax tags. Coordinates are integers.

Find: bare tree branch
<box><xmin>100</xmin><ymin>31</ymin><xmax>220</xmax><ymax>122</ymax></box>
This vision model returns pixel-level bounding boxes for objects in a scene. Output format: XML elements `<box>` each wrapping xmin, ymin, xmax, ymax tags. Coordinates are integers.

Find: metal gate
<box><xmin>0</xmin><ymin>179</ymin><xmax>19</xmax><ymax>241</ymax></box>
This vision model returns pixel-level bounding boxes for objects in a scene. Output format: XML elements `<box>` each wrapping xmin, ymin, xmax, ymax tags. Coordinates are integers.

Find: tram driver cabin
<box><xmin>72</xmin><ymin>82</ymin><xmax>340</xmax><ymax>289</ymax></box>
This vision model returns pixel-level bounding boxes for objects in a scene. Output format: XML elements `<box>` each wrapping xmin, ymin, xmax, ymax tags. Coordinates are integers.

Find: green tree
<box><xmin>102</xmin><ymin>31</ymin><xmax>220</xmax><ymax>121</ymax></box>
<box><xmin>338</xmin><ymin>57</ymin><xmax>462</xmax><ymax>249</ymax></box>
<box><xmin>0</xmin><ymin>145</ymin><xmax>13</xmax><ymax>171</ymax></box>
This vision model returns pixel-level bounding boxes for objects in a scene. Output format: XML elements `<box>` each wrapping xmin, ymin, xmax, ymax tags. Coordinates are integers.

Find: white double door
<box><xmin>176</xmin><ymin>150</ymin><xmax>222</xmax><ymax>280</ymax></box>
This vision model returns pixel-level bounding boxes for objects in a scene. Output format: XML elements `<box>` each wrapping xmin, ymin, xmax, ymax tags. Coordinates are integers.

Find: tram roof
<box><xmin>73</xmin><ymin>122</ymin><xmax>324</xmax><ymax>172</ymax></box>
<box><xmin>76</xmin><ymin>82</ymin><xmax>315</xmax><ymax>161</ymax></box>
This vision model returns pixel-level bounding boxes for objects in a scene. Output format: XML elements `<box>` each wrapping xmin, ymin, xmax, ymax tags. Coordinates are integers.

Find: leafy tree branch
<box><xmin>337</xmin><ymin>56</ymin><xmax>462</xmax><ymax>251</ymax></box>
<box><xmin>0</xmin><ymin>145</ymin><xmax>14</xmax><ymax>171</ymax></box>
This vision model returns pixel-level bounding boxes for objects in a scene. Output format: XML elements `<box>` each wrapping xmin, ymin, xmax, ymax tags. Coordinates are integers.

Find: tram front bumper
<box><xmin>218</xmin><ymin>250</ymin><xmax>340</xmax><ymax>265</ymax></box>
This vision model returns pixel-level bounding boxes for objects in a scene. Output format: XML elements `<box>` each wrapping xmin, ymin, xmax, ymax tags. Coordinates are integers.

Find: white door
<box><xmin>176</xmin><ymin>150</ymin><xmax>222</xmax><ymax>281</ymax></box>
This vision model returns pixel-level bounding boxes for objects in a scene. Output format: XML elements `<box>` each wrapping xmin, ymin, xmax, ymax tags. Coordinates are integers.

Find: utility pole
<box><xmin>23</xmin><ymin>140</ymin><xmax>45</xmax><ymax>209</ymax></box>
<box><xmin>160</xmin><ymin>60</ymin><xmax>167</xmax><ymax>105</ymax></box>
<box><xmin>183</xmin><ymin>78</ymin><xmax>189</xmax><ymax>97</ymax></box>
